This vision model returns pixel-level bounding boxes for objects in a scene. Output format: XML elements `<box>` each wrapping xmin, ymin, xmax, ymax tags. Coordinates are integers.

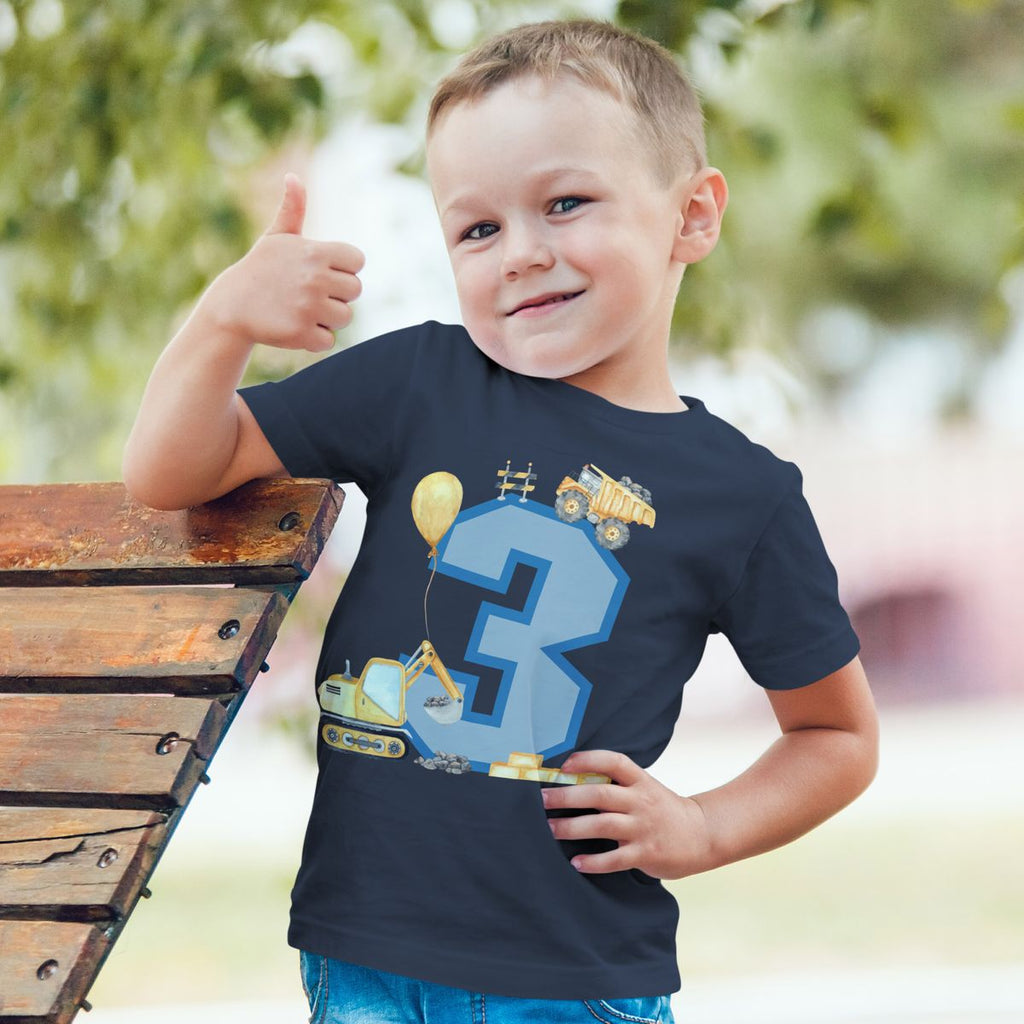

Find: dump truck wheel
<box><xmin>555</xmin><ymin>491</ymin><xmax>589</xmax><ymax>522</ymax></box>
<box><xmin>596</xmin><ymin>518</ymin><xmax>630</xmax><ymax>550</ymax></box>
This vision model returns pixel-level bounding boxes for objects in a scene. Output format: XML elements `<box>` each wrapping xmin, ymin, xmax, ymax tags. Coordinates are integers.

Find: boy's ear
<box><xmin>672</xmin><ymin>167</ymin><xmax>728</xmax><ymax>265</ymax></box>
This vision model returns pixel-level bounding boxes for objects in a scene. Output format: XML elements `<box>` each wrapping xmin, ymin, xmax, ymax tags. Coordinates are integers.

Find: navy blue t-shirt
<box><xmin>240</xmin><ymin>320</ymin><xmax>860</xmax><ymax>999</ymax></box>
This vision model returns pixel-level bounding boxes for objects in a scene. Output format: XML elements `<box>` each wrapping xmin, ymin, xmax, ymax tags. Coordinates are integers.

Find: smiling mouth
<box><xmin>507</xmin><ymin>291</ymin><xmax>584</xmax><ymax>316</ymax></box>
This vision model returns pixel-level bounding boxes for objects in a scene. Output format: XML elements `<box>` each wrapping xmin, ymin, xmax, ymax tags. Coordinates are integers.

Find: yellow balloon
<box><xmin>411</xmin><ymin>472</ymin><xmax>463</xmax><ymax>555</ymax></box>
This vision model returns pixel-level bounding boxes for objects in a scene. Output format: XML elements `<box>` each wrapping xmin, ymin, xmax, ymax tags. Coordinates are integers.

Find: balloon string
<box><xmin>423</xmin><ymin>552</ymin><xmax>438</xmax><ymax>643</ymax></box>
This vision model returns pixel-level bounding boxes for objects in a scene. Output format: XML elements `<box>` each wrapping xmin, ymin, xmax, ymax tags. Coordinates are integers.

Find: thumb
<box><xmin>265</xmin><ymin>172</ymin><xmax>306</xmax><ymax>235</ymax></box>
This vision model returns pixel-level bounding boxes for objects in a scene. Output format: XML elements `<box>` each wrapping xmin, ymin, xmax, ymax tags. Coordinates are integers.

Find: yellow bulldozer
<box><xmin>554</xmin><ymin>464</ymin><xmax>655</xmax><ymax>550</ymax></box>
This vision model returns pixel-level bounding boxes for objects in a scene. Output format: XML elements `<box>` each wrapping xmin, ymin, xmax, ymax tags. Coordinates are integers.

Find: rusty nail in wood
<box><xmin>37</xmin><ymin>959</ymin><xmax>59</xmax><ymax>981</ymax></box>
<box><xmin>156</xmin><ymin>732</ymin><xmax>179</xmax><ymax>755</ymax></box>
<box><xmin>218</xmin><ymin>619</ymin><xmax>240</xmax><ymax>639</ymax></box>
<box><xmin>278</xmin><ymin>511</ymin><xmax>301</xmax><ymax>531</ymax></box>
<box><xmin>97</xmin><ymin>848</ymin><xmax>118</xmax><ymax>869</ymax></box>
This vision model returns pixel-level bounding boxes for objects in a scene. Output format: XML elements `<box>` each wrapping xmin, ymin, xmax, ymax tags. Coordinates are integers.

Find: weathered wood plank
<box><xmin>0</xmin><ymin>809</ymin><xmax>167</xmax><ymax>921</ymax></box>
<box><xmin>0</xmin><ymin>478</ymin><xmax>343</xmax><ymax>586</ymax></box>
<box><xmin>0</xmin><ymin>586</ymin><xmax>288</xmax><ymax>695</ymax></box>
<box><xmin>0</xmin><ymin>920</ymin><xmax>107</xmax><ymax>1021</ymax></box>
<box><xmin>0</xmin><ymin>477</ymin><xmax>343</xmax><ymax>1021</ymax></box>
<box><xmin>0</xmin><ymin>808</ymin><xmax>166</xmax><ymax>843</ymax></box>
<box><xmin>0</xmin><ymin>695</ymin><xmax>227</xmax><ymax>808</ymax></box>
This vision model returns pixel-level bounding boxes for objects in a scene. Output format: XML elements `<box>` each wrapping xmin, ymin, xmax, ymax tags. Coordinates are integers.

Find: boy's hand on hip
<box><xmin>542</xmin><ymin>750</ymin><xmax>714</xmax><ymax>880</ymax></box>
<box><xmin>208</xmin><ymin>172</ymin><xmax>365</xmax><ymax>353</ymax></box>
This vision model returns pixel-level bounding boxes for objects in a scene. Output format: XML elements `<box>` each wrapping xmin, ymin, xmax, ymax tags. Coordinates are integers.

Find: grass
<box><xmin>88</xmin><ymin>859</ymin><xmax>303</xmax><ymax>1007</ymax></box>
<box><xmin>87</xmin><ymin>813</ymin><xmax>1023</xmax><ymax>1007</ymax></box>
<box><xmin>670</xmin><ymin>813</ymin><xmax>1024</xmax><ymax>977</ymax></box>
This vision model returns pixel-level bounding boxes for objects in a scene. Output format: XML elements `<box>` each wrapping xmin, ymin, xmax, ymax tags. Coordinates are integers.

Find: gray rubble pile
<box><xmin>415</xmin><ymin>750</ymin><xmax>471</xmax><ymax>774</ymax></box>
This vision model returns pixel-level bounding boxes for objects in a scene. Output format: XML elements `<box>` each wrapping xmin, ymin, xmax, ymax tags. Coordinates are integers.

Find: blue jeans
<box><xmin>299</xmin><ymin>951</ymin><xmax>675</xmax><ymax>1024</ymax></box>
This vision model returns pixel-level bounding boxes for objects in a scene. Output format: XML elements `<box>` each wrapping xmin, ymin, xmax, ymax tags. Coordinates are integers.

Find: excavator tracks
<box><xmin>321</xmin><ymin>719</ymin><xmax>407</xmax><ymax>759</ymax></box>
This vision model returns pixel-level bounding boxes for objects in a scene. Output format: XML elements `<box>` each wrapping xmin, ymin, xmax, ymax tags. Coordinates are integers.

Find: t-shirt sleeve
<box><xmin>237</xmin><ymin>327</ymin><xmax>416</xmax><ymax>497</ymax></box>
<box><xmin>708</xmin><ymin>467</ymin><xmax>861</xmax><ymax>689</ymax></box>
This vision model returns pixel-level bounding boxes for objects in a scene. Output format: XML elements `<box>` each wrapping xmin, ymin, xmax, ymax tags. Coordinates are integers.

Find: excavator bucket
<box><xmin>423</xmin><ymin>693</ymin><xmax>464</xmax><ymax>725</ymax></box>
<box><xmin>410</xmin><ymin>642</ymin><xmax>465</xmax><ymax>725</ymax></box>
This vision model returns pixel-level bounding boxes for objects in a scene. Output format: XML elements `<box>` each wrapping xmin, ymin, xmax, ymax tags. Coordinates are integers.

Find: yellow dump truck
<box><xmin>554</xmin><ymin>464</ymin><xmax>655</xmax><ymax>550</ymax></box>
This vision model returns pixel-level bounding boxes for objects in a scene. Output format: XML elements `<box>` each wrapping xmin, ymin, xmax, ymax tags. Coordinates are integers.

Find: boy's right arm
<box><xmin>122</xmin><ymin>175</ymin><xmax>364</xmax><ymax>510</ymax></box>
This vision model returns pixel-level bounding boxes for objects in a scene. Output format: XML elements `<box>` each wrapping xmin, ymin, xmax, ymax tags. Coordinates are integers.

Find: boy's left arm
<box><xmin>543</xmin><ymin>655</ymin><xmax>878</xmax><ymax>879</ymax></box>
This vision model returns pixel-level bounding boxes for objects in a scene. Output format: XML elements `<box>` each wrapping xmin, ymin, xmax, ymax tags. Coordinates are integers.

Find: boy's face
<box><xmin>427</xmin><ymin>76</ymin><xmax>698</xmax><ymax>388</ymax></box>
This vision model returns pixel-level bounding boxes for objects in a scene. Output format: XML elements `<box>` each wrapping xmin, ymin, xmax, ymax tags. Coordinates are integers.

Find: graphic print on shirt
<box><xmin>317</xmin><ymin>461</ymin><xmax>656</xmax><ymax>784</ymax></box>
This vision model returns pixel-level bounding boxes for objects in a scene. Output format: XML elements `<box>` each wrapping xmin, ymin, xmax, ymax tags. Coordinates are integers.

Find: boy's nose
<box><xmin>501</xmin><ymin>228</ymin><xmax>555</xmax><ymax>280</ymax></box>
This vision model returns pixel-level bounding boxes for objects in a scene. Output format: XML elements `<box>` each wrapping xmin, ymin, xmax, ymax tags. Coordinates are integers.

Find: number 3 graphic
<box><xmin>404</xmin><ymin>499</ymin><xmax>628</xmax><ymax>769</ymax></box>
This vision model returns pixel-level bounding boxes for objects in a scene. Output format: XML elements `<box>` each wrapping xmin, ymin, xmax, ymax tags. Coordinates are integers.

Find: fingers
<box><xmin>323</xmin><ymin>268</ymin><xmax>363</xmax><ymax>305</ymax></box>
<box><xmin>314</xmin><ymin>298</ymin><xmax>353</xmax><ymax>333</ymax></box>
<box><xmin>296</xmin><ymin>242</ymin><xmax>364</xmax><ymax>303</ymax></box>
<box><xmin>561</xmin><ymin>749</ymin><xmax>645</xmax><ymax>786</ymax></box>
<box><xmin>543</xmin><ymin>782</ymin><xmax>628</xmax><ymax>814</ymax></box>
<box><xmin>565</xmin><ymin>749</ymin><xmax>643</xmax><ymax>778</ymax></box>
<box><xmin>308</xmin><ymin>324</ymin><xmax>337</xmax><ymax>352</ymax></box>
<box><xmin>266</xmin><ymin>288</ymin><xmax>354</xmax><ymax>353</ymax></box>
<box><xmin>287</xmin><ymin>251</ymin><xmax>363</xmax><ymax>351</ymax></box>
<box><xmin>542</xmin><ymin>751</ymin><xmax>662</xmax><ymax>876</ymax></box>
<box><xmin>566</xmin><ymin>848</ymin><xmax>635</xmax><ymax>875</ymax></box>
<box><xmin>548</xmin><ymin>811</ymin><xmax>631</xmax><ymax>842</ymax></box>
<box><xmin>266</xmin><ymin>172</ymin><xmax>307</xmax><ymax>236</ymax></box>
<box><xmin>325</xmin><ymin>241</ymin><xmax>366</xmax><ymax>275</ymax></box>
<box><xmin>545</xmin><ymin>808</ymin><xmax>641</xmax><ymax>876</ymax></box>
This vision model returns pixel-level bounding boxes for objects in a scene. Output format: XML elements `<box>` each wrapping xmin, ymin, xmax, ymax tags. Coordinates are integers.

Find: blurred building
<box><xmin>794</xmin><ymin>422</ymin><xmax>1021</xmax><ymax>705</ymax></box>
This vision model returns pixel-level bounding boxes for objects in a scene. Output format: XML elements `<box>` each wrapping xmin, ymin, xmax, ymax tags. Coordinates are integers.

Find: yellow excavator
<box><xmin>317</xmin><ymin>641</ymin><xmax>464</xmax><ymax>759</ymax></box>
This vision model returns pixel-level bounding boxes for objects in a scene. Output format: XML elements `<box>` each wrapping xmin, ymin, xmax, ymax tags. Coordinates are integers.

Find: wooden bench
<box><xmin>0</xmin><ymin>478</ymin><xmax>342</xmax><ymax>1023</ymax></box>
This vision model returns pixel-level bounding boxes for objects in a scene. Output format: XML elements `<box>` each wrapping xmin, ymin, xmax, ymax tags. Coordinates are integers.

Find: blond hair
<box><xmin>427</xmin><ymin>19</ymin><xmax>706</xmax><ymax>184</ymax></box>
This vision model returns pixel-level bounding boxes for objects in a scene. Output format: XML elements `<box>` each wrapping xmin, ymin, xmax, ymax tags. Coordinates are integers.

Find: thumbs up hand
<box><xmin>209</xmin><ymin>173</ymin><xmax>365</xmax><ymax>353</ymax></box>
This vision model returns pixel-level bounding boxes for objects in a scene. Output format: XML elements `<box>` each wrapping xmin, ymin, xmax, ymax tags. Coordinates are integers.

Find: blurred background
<box><xmin>2</xmin><ymin>0</ymin><xmax>1022</xmax><ymax>1021</ymax></box>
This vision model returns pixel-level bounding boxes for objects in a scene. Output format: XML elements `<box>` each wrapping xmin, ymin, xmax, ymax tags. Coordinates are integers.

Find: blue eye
<box><xmin>463</xmin><ymin>222</ymin><xmax>499</xmax><ymax>241</ymax></box>
<box><xmin>551</xmin><ymin>196</ymin><xmax>587</xmax><ymax>214</ymax></box>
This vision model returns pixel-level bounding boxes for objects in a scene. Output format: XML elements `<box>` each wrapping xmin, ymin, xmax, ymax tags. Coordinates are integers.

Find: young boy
<box><xmin>124</xmin><ymin>19</ymin><xmax>877</xmax><ymax>1024</ymax></box>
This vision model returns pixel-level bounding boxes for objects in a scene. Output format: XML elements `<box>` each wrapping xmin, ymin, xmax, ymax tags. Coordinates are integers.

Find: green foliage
<box><xmin>1</xmin><ymin>0</ymin><xmax>1022</xmax><ymax>482</ymax></box>
<box><xmin>0</xmin><ymin>0</ymin><xmax>602</xmax><ymax>481</ymax></box>
<box><xmin>621</xmin><ymin>0</ymin><xmax>1024</xmax><ymax>373</ymax></box>
<box><xmin>0</xmin><ymin>1</ymin><xmax>330</xmax><ymax>481</ymax></box>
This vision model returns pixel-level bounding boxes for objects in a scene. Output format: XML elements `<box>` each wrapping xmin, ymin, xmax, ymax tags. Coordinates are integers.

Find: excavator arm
<box><xmin>403</xmin><ymin>641</ymin><xmax>463</xmax><ymax>704</ymax></box>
